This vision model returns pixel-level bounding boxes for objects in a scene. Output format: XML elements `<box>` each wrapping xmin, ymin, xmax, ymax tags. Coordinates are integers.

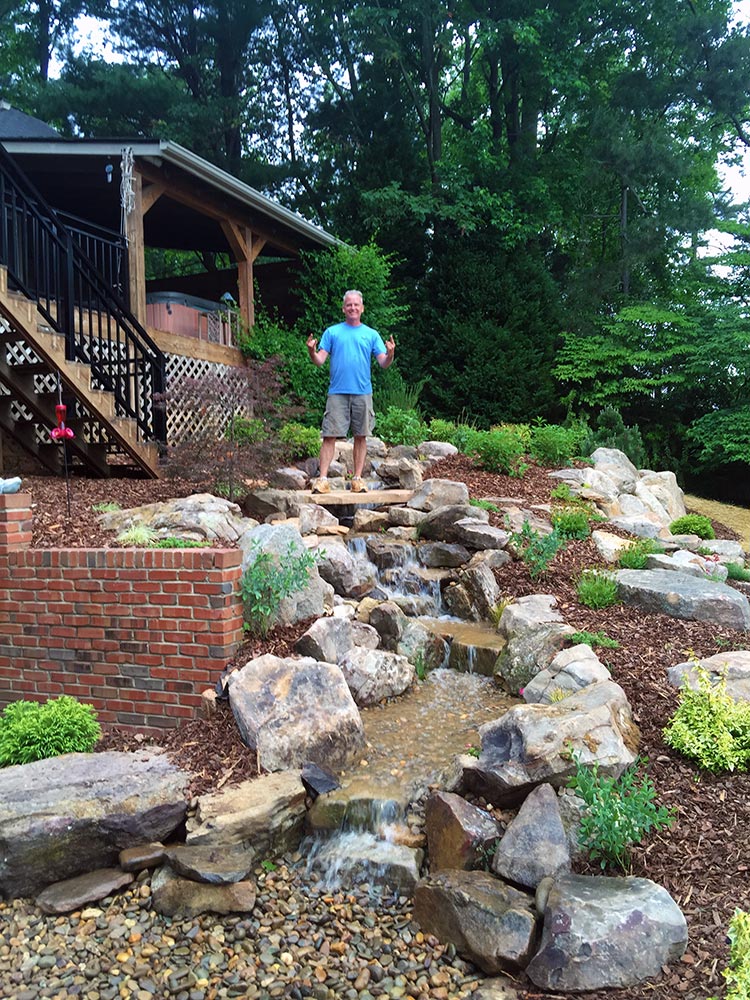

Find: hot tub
<box><xmin>146</xmin><ymin>291</ymin><xmax>236</xmax><ymax>346</ymax></box>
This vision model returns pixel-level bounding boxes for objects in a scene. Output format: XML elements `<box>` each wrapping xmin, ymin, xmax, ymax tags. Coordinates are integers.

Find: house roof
<box><xmin>0</xmin><ymin>101</ymin><xmax>60</xmax><ymax>139</ymax></box>
<box><xmin>1</xmin><ymin>133</ymin><xmax>339</xmax><ymax>255</ymax></box>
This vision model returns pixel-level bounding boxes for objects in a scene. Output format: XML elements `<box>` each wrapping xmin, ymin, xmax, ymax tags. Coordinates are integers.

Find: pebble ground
<box><xmin>0</xmin><ymin>856</ymin><xmax>486</xmax><ymax>1000</ymax></box>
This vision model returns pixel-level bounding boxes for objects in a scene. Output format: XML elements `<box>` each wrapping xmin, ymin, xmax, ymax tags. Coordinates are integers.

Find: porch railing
<box><xmin>0</xmin><ymin>142</ymin><xmax>166</xmax><ymax>445</ymax></box>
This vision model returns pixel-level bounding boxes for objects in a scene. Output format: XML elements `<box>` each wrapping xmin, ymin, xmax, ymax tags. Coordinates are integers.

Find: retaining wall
<box><xmin>0</xmin><ymin>493</ymin><xmax>245</xmax><ymax>730</ymax></box>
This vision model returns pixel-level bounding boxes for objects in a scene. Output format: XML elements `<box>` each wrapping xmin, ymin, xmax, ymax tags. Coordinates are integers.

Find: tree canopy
<box><xmin>4</xmin><ymin>0</ymin><xmax>750</xmax><ymax>494</ymax></box>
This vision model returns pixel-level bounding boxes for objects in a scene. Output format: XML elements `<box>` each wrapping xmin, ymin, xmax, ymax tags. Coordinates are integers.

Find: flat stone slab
<box><xmin>616</xmin><ymin>569</ymin><xmax>750</xmax><ymax>630</ymax></box>
<box><xmin>300</xmin><ymin>489</ymin><xmax>414</xmax><ymax>506</ymax></box>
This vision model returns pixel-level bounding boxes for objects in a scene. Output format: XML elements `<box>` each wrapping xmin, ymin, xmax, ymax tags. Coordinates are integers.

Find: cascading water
<box><xmin>347</xmin><ymin>534</ymin><xmax>444</xmax><ymax>617</ymax></box>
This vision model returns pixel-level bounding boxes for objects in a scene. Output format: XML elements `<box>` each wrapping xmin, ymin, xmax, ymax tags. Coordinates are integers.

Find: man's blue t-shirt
<box><xmin>319</xmin><ymin>321</ymin><xmax>386</xmax><ymax>395</ymax></box>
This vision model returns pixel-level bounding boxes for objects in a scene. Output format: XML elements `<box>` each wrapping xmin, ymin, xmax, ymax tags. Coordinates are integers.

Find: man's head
<box><xmin>342</xmin><ymin>290</ymin><xmax>364</xmax><ymax>325</ymax></box>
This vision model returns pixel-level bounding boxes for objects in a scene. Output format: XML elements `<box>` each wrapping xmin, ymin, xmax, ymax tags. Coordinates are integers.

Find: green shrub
<box><xmin>713</xmin><ymin>909</ymin><xmax>750</xmax><ymax>1000</ymax></box>
<box><xmin>427</xmin><ymin>418</ymin><xmax>459</xmax><ymax>443</ymax></box>
<box><xmin>529</xmin><ymin>423</ymin><xmax>583</xmax><ymax>466</ymax></box>
<box><xmin>91</xmin><ymin>501</ymin><xmax>121</xmax><ymax>513</ymax></box>
<box><xmin>550</xmin><ymin>507</ymin><xmax>591</xmax><ymax>540</ymax></box>
<box><xmin>668</xmin><ymin>514</ymin><xmax>715</xmax><ymax>539</ymax></box>
<box><xmin>727</xmin><ymin>562</ymin><xmax>750</xmax><ymax>582</ymax></box>
<box><xmin>663</xmin><ymin>667</ymin><xmax>750</xmax><ymax>772</ymax></box>
<box><xmin>279</xmin><ymin>422</ymin><xmax>321</xmax><ymax>459</ymax></box>
<box><xmin>550</xmin><ymin>482</ymin><xmax>574</xmax><ymax>502</ymax></box>
<box><xmin>569</xmin><ymin>629</ymin><xmax>621</xmax><ymax>650</ymax></box>
<box><xmin>469</xmin><ymin>428</ymin><xmax>527</xmax><ymax>477</ymax></box>
<box><xmin>491</xmin><ymin>422</ymin><xmax>531</xmax><ymax>450</ymax></box>
<box><xmin>240</xmin><ymin>541</ymin><xmax>319</xmax><ymax>636</ymax></box>
<box><xmin>470</xmin><ymin>498</ymin><xmax>500</xmax><ymax>513</ymax></box>
<box><xmin>509</xmin><ymin>521</ymin><xmax>565</xmax><ymax>579</ymax></box>
<box><xmin>154</xmin><ymin>537</ymin><xmax>210</xmax><ymax>548</ymax></box>
<box><xmin>226</xmin><ymin>415</ymin><xmax>267</xmax><ymax>444</ymax></box>
<box><xmin>576</xmin><ymin>569</ymin><xmax>619</xmax><ymax>608</ymax></box>
<box><xmin>0</xmin><ymin>696</ymin><xmax>101</xmax><ymax>766</ymax></box>
<box><xmin>579</xmin><ymin>404</ymin><xmax>649</xmax><ymax>468</ymax></box>
<box><xmin>567</xmin><ymin>754</ymin><xmax>675</xmax><ymax>871</ymax></box>
<box><xmin>375</xmin><ymin>405</ymin><xmax>428</xmax><ymax>446</ymax></box>
<box><xmin>116</xmin><ymin>523</ymin><xmax>159</xmax><ymax>546</ymax></box>
<box><xmin>617</xmin><ymin>538</ymin><xmax>665</xmax><ymax>569</ymax></box>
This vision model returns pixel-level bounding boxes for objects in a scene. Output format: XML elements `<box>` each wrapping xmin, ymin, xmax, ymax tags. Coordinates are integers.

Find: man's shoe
<box><xmin>311</xmin><ymin>478</ymin><xmax>331</xmax><ymax>494</ymax></box>
<box><xmin>351</xmin><ymin>477</ymin><xmax>368</xmax><ymax>493</ymax></box>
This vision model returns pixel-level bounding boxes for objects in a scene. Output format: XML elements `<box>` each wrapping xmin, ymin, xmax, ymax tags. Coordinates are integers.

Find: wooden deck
<box><xmin>301</xmin><ymin>489</ymin><xmax>414</xmax><ymax>506</ymax></box>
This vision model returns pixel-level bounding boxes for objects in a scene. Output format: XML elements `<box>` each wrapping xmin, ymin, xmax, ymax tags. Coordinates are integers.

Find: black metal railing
<box><xmin>0</xmin><ymin>142</ymin><xmax>165</xmax><ymax>445</ymax></box>
<box><xmin>56</xmin><ymin>210</ymin><xmax>130</xmax><ymax>301</ymax></box>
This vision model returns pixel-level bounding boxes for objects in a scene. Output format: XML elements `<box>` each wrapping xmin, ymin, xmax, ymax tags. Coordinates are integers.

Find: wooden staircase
<box><xmin>0</xmin><ymin>266</ymin><xmax>161</xmax><ymax>477</ymax></box>
<box><xmin>0</xmin><ymin>141</ymin><xmax>166</xmax><ymax>479</ymax></box>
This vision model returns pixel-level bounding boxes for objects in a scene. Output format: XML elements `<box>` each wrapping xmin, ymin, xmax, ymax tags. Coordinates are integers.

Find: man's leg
<box><xmin>352</xmin><ymin>435</ymin><xmax>367</xmax><ymax>478</ymax></box>
<box><xmin>318</xmin><ymin>437</ymin><xmax>337</xmax><ymax>478</ymax></box>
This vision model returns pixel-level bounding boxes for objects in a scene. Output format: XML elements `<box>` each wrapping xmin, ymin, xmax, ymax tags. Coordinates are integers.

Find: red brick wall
<box><xmin>0</xmin><ymin>493</ymin><xmax>244</xmax><ymax>730</ymax></box>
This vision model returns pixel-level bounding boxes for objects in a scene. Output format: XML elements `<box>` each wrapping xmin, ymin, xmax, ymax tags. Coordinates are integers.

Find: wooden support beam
<box><xmin>125</xmin><ymin>168</ymin><xmax>147</xmax><ymax>324</ymax></box>
<box><xmin>142</xmin><ymin>181</ymin><xmax>166</xmax><ymax>214</ymax></box>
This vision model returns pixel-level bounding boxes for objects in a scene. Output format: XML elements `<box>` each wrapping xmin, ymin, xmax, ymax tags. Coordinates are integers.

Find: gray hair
<box><xmin>342</xmin><ymin>289</ymin><xmax>364</xmax><ymax>305</ymax></box>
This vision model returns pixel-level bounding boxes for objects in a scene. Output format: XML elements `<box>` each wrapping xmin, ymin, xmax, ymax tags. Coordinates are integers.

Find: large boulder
<box><xmin>98</xmin><ymin>493</ymin><xmax>257</xmax><ymax>543</ymax></box>
<box><xmin>228</xmin><ymin>654</ymin><xmax>365</xmax><ymax>771</ymax></box>
<box><xmin>616</xmin><ymin>569</ymin><xmax>750</xmax><ymax>630</ymax></box>
<box><xmin>0</xmin><ymin>750</ymin><xmax>190</xmax><ymax>898</ymax></box>
<box><xmin>413</xmin><ymin>870</ymin><xmax>538</xmax><ymax>973</ymax></box>
<box><xmin>416</xmin><ymin>504</ymin><xmax>489</xmax><ymax>544</ymax></box>
<box><xmin>186</xmin><ymin>771</ymin><xmax>306</xmax><ymax>853</ymax></box>
<box><xmin>491</xmin><ymin>783</ymin><xmax>571</xmax><ymax>889</ymax></box>
<box><xmin>443</xmin><ymin>562</ymin><xmax>501</xmax><ymax>623</ymax></box>
<box><xmin>425</xmin><ymin>792</ymin><xmax>500</xmax><ymax>871</ymax></box>
<box><xmin>526</xmin><ymin>873</ymin><xmax>687</xmax><ymax>991</ymax></box>
<box><xmin>317</xmin><ymin>541</ymin><xmax>378</xmax><ymax>599</ymax></box>
<box><xmin>464</xmin><ymin>681</ymin><xmax>640</xmax><ymax>806</ymax></box>
<box><xmin>294</xmin><ymin>616</ymin><xmax>380</xmax><ymax>663</ymax></box>
<box><xmin>494</xmin><ymin>595</ymin><xmax>575</xmax><ymax>694</ymax></box>
<box><xmin>338</xmin><ymin>648</ymin><xmax>415</xmax><ymax>706</ymax></box>
<box><xmin>522</xmin><ymin>644</ymin><xmax>611</xmax><ymax>704</ymax></box>
<box><xmin>150</xmin><ymin>865</ymin><xmax>257</xmax><ymax>918</ymax></box>
<box><xmin>408</xmin><ymin>479</ymin><xmax>470</xmax><ymax>511</ymax></box>
<box><xmin>667</xmin><ymin>649</ymin><xmax>750</xmax><ymax>701</ymax></box>
<box><xmin>589</xmin><ymin>448</ymin><xmax>639</xmax><ymax>494</ymax></box>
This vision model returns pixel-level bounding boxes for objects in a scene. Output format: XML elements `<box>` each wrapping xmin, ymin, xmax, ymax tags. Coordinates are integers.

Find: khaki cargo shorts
<box><xmin>321</xmin><ymin>394</ymin><xmax>375</xmax><ymax>438</ymax></box>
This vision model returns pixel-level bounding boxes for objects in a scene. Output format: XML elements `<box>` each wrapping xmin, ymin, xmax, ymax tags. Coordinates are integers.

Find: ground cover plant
<box><xmin>17</xmin><ymin>454</ymin><xmax>750</xmax><ymax>1000</ymax></box>
<box><xmin>0</xmin><ymin>695</ymin><xmax>101</xmax><ymax>765</ymax></box>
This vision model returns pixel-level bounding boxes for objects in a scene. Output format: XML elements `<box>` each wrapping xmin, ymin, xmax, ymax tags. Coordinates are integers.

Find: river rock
<box><xmin>397</xmin><ymin>618</ymin><xmax>449</xmax><ymax>671</ymax></box>
<box><xmin>494</xmin><ymin>595</ymin><xmax>575</xmax><ymax>694</ymax></box>
<box><xmin>425</xmin><ymin>792</ymin><xmax>500</xmax><ymax>871</ymax></box>
<box><xmin>418</xmin><ymin>440</ymin><xmax>459</xmax><ymax>460</ymax></box>
<box><xmin>453</xmin><ymin>520</ymin><xmax>511</xmax><ymax>551</ymax></box>
<box><xmin>465</xmin><ymin>681</ymin><xmax>639</xmax><ymax>805</ymax></box>
<box><xmin>318</xmin><ymin>540</ymin><xmax>378</xmax><ymax>598</ymax></box>
<box><xmin>417</xmin><ymin>541</ymin><xmax>471</xmax><ymax>567</ymax></box>
<box><xmin>366</xmin><ymin>536</ymin><xmax>413</xmax><ymax>569</ymax></box>
<box><xmin>522</xmin><ymin>644</ymin><xmax>611</xmax><ymax>703</ymax></box>
<box><xmin>413</xmin><ymin>870</ymin><xmax>537</xmax><ymax>973</ymax></box>
<box><xmin>119</xmin><ymin>842</ymin><xmax>167</xmax><ymax>872</ymax></box>
<box><xmin>36</xmin><ymin>868</ymin><xmax>135</xmax><ymax>914</ymax></box>
<box><xmin>388</xmin><ymin>505</ymin><xmax>427</xmax><ymax>527</ymax></box>
<box><xmin>298</xmin><ymin>502</ymin><xmax>340</xmax><ymax>535</ymax></box>
<box><xmin>151</xmin><ymin>864</ymin><xmax>257</xmax><ymax>917</ymax></box>
<box><xmin>228</xmin><ymin>655</ymin><xmax>365</xmax><ymax>771</ymax></box>
<box><xmin>186</xmin><ymin>771</ymin><xmax>306</xmax><ymax>851</ymax></box>
<box><xmin>526</xmin><ymin>873</ymin><xmax>687</xmax><ymax>991</ymax></box>
<box><xmin>165</xmin><ymin>844</ymin><xmax>257</xmax><ymax>884</ymax></box>
<box><xmin>339</xmin><ymin>648</ymin><xmax>415</xmax><ymax>706</ymax></box>
<box><xmin>616</xmin><ymin>568</ymin><xmax>750</xmax><ymax>629</ymax></box>
<box><xmin>294</xmin><ymin>616</ymin><xmax>380</xmax><ymax>663</ymax></box>
<box><xmin>407</xmin><ymin>479</ymin><xmax>470</xmax><ymax>511</ymax></box>
<box><xmin>0</xmin><ymin>750</ymin><xmax>190</xmax><ymax>898</ymax></box>
<box><xmin>443</xmin><ymin>562</ymin><xmax>501</xmax><ymax>622</ymax></box>
<box><xmin>491</xmin><ymin>784</ymin><xmax>570</xmax><ymax>889</ymax></box>
<box><xmin>667</xmin><ymin>649</ymin><xmax>750</xmax><ymax>701</ymax></box>
<box><xmin>417</xmin><ymin>504</ymin><xmax>488</xmax><ymax>544</ymax></box>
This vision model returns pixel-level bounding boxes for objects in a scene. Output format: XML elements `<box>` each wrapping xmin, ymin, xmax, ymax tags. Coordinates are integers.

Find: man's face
<box><xmin>342</xmin><ymin>294</ymin><xmax>364</xmax><ymax>325</ymax></box>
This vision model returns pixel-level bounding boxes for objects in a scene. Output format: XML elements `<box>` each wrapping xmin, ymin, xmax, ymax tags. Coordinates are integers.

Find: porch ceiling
<box><xmin>2</xmin><ymin>138</ymin><xmax>339</xmax><ymax>257</ymax></box>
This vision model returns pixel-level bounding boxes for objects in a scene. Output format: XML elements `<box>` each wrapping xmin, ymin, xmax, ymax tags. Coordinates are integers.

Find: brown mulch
<box><xmin>18</xmin><ymin>458</ymin><xmax>750</xmax><ymax>1000</ymax></box>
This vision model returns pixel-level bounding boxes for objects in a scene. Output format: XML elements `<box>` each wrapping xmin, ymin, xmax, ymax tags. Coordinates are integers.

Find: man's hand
<box><xmin>306</xmin><ymin>334</ymin><xmax>317</xmax><ymax>352</ymax></box>
<box><xmin>385</xmin><ymin>335</ymin><xmax>395</xmax><ymax>358</ymax></box>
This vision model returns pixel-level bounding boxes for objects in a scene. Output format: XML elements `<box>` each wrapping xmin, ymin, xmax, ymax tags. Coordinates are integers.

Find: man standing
<box><xmin>306</xmin><ymin>289</ymin><xmax>395</xmax><ymax>493</ymax></box>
